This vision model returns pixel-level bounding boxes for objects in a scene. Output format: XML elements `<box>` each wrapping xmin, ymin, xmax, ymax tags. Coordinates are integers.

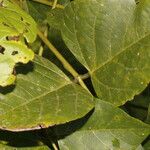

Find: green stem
<box><xmin>80</xmin><ymin>73</ymin><xmax>90</xmax><ymax>80</ymax></box>
<box><xmin>38</xmin><ymin>46</ymin><xmax>44</xmax><ymax>56</ymax></box>
<box><xmin>52</xmin><ymin>142</ymin><xmax>59</xmax><ymax>150</ymax></box>
<box><xmin>32</xmin><ymin>0</ymin><xmax>64</xmax><ymax>9</ymax></box>
<box><xmin>38</xmin><ymin>26</ymin><xmax>48</xmax><ymax>56</ymax></box>
<box><xmin>73</xmin><ymin>73</ymin><xmax>90</xmax><ymax>83</ymax></box>
<box><xmin>37</xmin><ymin>30</ymin><xmax>90</xmax><ymax>93</ymax></box>
<box><xmin>52</xmin><ymin>0</ymin><xmax>58</xmax><ymax>9</ymax></box>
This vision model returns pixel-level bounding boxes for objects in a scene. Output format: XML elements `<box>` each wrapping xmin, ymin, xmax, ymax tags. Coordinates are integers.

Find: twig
<box><xmin>37</xmin><ymin>29</ymin><xmax>90</xmax><ymax>93</ymax></box>
<box><xmin>32</xmin><ymin>0</ymin><xmax>64</xmax><ymax>9</ymax></box>
<box><xmin>38</xmin><ymin>26</ymin><xmax>48</xmax><ymax>56</ymax></box>
<box><xmin>52</xmin><ymin>0</ymin><xmax>58</xmax><ymax>9</ymax></box>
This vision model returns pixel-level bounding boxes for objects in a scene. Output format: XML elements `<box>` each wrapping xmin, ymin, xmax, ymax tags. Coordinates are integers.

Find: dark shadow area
<box><xmin>51</xmin><ymin>108</ymin><xmax>94</xmax><ymax>140</ymax></box>
<box><xmin>16</xmin><ymin>61</ymin><xmax>34</xmax><ymax>75</ymax></box>
<box><xmin>141</xmin><ymin>84</ymin><xmax>150</xmax><ymax>97</ymax></box>
<box><xmin>0</xmin><ymin>129</ymin><xmax>54</xmax><ymax>149</ymax></box>
<box><xmin>121</xmin><ymin>84</ymin><xmax>150</xmax><ymax>122</ymax></box>
<box><xmin>0</xmin><ymin>130</ymin><xmax>41</xmax><ymax>147</ymax></box>
<box><xmin>0</xmin><ymin>109</ymin><xmax>94</xmax><ymax>149</ymax></box>
<box><xmin>142</xmin><ymin>135</ymin><xmax>150</xmax><ymax>147</ymax></box>
<box><xmin>84</xmin><ymin>77</ymin><xmax>97</xmax><ymax>97</ymax></box>
<box><xmin>0</xmin><ymin>85</ymin><xmax>16</xmax><ymax>95</ymax></box>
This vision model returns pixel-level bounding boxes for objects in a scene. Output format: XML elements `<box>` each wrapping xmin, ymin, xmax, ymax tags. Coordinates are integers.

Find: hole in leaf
<box><xmin>0</xmin><ymin>45</ymin><xmax>5</xmax><ymax>54</ymax></box>
<box><xmin>11</xmin><ymin>51</ymin><xmax>18</xmax><ymax>56</ymax></box>
<box><xmin>6</xmin><ymin>35</ymin><xmax>20</xmax><ymax>41</ymax></box>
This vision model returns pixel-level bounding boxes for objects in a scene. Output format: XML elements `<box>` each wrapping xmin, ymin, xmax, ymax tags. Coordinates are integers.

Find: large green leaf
<box><xmin>58</xmin><ymin>99</ymin><xmax>150</xmax><ymax>150</ymax></box>
<box><xmin>0</xmin><ymin>56</ymin><xmax>94</xmax><ymax>131</ymax></box>
<box><xmin>61</xmin><ymin>0</ymin><xmax>150</xmax><ymax>105</ymax></box>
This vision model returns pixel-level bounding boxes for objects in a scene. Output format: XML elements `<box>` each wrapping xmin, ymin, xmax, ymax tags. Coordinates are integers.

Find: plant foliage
<box><xmin>0</xmin><ymin>0</ymin><xmax>149</xmax><ymax>149</ymax></box>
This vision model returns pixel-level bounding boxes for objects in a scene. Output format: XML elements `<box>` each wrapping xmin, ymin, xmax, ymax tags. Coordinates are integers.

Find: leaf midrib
<box><xmin>0</xmin><ymin>83</ymin><xmax>71</xmax><ymax>116</ymax></box>
<box><xmin>91</xmin><ymin>32</ymin><xmax>150</xmax><ymax>74</ymax></box>
<box><xmin>72</xmin><ymin>127</ymin><xmax>150</xmax><ymax>133</ymax></box>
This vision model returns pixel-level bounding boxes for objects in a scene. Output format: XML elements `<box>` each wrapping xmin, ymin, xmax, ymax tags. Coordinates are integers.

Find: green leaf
<box><xmin>0</xmin><ymin>56</ymin><xmax>94</xmax><ymax>131</ymax></box>
<box><xmin>26</xmin><ymin>0</ymin><xmax>50</xmax><ymax>24</ymax></box>
<box><xmin>58</xmin><ymin>99</ymin><xmax>150</xmax><ymax>150</ymax></box>
<box><xmin>0</xmin><ymin>41</ymin><xmax>34</xmax><ymax>87</ymax></box>
<box><xmin>57</xmin><ymin>0</ymin><xmax>70</xmax><ymax>6</ymax></box>
<box><xmin>26</xmin><ymin>0</ymin><xmax>69</xmax><ymax>26</ymax></box>
<box><xmin>61</xmin><ymin>0</ymin><xmax>150</xmax><ymax>105</ymax></box>
<box><xmin>47</xmin><ymin>9</ymin><xmax>63</xmax><ymax>29</ymax></box>
<box><xmin>0</xmin><ymin>0</ymin><xmax>37</xmax><ymax>87</ymax></box>
<box><xmin>0</xmin><ymin>0</ymin><xmax>37</xmax><ymax>42</ymax></box>
<box><xmin>136</xmin><ymin>145</ymin><xmax>145</xmax><ymax>150</ymax></box>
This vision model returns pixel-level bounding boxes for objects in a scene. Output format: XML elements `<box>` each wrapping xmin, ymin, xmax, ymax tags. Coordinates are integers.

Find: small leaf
<box><xmin>58</xmin><ymin>99</ymin><xmax>150</xmax><ymax>150</ymax></box>
<box><xmin>0</xmin><ymin>56</ymin><xmax>94</xmax><ymax>131</ymax></box>
<box><xmin>0</xmin><ymin>0</ymin><xmax>37</xmax><ymax>42</ymax></box>
<box><xmin>0</xmin><ymin>0</ymin><xmax>37</xmax><ymax>86</ymax></box>
<box><xmin>0</xmin><ymin>41</ymin><xmax>34</xmax><ymax>87</ymax></box>
<box><xmin>61</xmin><ymin>0</ymin><xmax>150</xmax><ymax>106</ymax></box>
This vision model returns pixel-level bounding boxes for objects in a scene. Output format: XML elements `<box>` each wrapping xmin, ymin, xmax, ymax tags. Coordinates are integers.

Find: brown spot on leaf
<box><xmin>0</xmin><ymin>45</ymin><xmax>5</xmax><ymax>54</ymax></box>
<box><xmin>13</xmin><ymin>69</ymin><xmax>16</xmax><ymax>75</ymax></box>
<box><xmin>6</xmin><ymin>35</ymin><xmax>20</xmax><ymax>41</ymax></box>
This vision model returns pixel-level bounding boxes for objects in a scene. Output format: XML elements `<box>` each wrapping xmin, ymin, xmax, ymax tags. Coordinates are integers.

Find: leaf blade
<box><xmin>0</xmin><ymin>56</ymin><xmax>94</xmax><ymax>131</ymax></box>
<box><xmin>58</xmin><ymin>99</ymin><xmax>150</xmax><ymax>150</ymax></box>
<box><xmin>61</xmin><ymin>0</ymin><xmax>150</xmax><ymax>105</ymax></box>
